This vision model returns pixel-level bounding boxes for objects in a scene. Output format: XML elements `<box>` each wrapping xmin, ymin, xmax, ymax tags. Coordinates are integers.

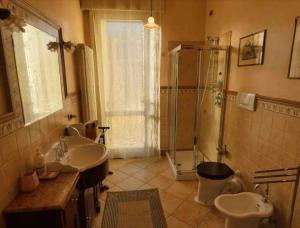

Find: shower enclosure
<box><xmin>167</xmin><ymin>42</ymin><xmax>229</xmax><ymax>180</ymax></box>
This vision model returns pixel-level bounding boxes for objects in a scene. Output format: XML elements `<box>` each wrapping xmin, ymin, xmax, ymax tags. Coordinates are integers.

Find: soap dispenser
<box><xmin>34</xmin><ymin>150</ymin><xmax>47</xmax><ymax>177</ymax></box>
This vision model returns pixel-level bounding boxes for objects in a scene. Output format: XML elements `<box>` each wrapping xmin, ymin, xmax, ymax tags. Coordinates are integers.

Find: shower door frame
<box><xmin>167</xmin><ymin>44</ymin><xmax>230</xmax><ymax>180</ymax></box>
<box><xmin>168</xmin><ymin>45</ymin><xmax>180</xmax><ymax>165</ymax></box>
<box><xmin>192</xmin><ymin>49</ymin><xmax>204</xmax><ymax>169</ymax></box>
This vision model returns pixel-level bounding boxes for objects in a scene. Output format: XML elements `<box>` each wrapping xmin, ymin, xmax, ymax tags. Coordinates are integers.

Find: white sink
<box><xmin>63</xmin><ymin>135</ymin><xmax>95</xmax><ymax>148</ymax></box>
<box><xmin>45</xmin><ymin>136</ymin><xmax>108</xmax><ymax>172</ymax></box>
<box><xmin>61</xmin><ymin>144</ymin><xmax>108</xmax><ymax>172</ymax></box>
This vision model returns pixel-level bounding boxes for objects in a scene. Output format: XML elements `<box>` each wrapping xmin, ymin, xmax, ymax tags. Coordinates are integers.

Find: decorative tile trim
<box><xmin>160</xmin><ymin>86</ymin><xmax>215</xmax><ymax>95</ymax></box>
<box><xmin>226</xmin><ymin>92</ymin><xmax>300</xmax><ymax>118</ymax></box>
<box><xmin>160</xmin><ymin>88</ymin><xmax>169</xmax><ymax>94</ymax></box>
<box><xmin>0</xmin><ymin>24</ymin><xmax>25</xmax><ymax>138</ymax></box>
<box><xmin>227</xmin><ymin>94</ymin><xmax>236</xmax><ymax>102</ymax></box>
<box><xmin>160</xmin><ymin>88</ymin><xmax>197</xmax><ymax>94</ymax></box>
<box><xmin>259</xmin><ymin>101</ymin><xmax>300</xmax><ymax>118</ymax></box>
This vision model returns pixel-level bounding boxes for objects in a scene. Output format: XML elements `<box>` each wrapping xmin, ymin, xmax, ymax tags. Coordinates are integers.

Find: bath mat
<box><xmin>101</xmin><ymin>189</ymin><xmax>167</xmax><ymax>228</ymax></box>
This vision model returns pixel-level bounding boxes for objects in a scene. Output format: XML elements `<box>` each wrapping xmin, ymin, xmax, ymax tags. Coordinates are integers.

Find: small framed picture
<box><xmin>238</xmin><ymin>30</ymin><xmax>266</xmax><ymax>66</ymax></box>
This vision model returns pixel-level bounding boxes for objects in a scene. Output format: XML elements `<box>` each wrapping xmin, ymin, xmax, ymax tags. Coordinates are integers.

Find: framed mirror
<box><xmin>288</xmin><ymin>16</ymin><xmax>300</xmax><ymax>79</ymax></box>
<box><xmin>8</xmin><ymin>0</ymin><xmax>67</xmax><ymax>126</ymax></box>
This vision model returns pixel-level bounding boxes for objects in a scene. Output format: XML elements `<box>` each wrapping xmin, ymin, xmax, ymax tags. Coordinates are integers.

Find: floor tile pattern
<box><xmin>93</xmin><ymin>156</ymin><xmax>225</xmax><ymax>228</ymax></box>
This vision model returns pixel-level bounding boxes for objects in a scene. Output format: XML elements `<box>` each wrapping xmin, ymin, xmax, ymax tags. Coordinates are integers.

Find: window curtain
<box><xmin>88</xmin><ymin>9</ymin><xmax>161</xmax><ymax>158</ymax></box>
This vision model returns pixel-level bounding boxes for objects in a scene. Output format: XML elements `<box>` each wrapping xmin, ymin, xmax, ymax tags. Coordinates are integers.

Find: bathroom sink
<box><xmin>63</xmin><ymin>135</ymin><xmax>95</xmax><ymax>148</ymax></box>
<box><xmin>45</xmin><ymin>136</ymin><xmax>94</xmax><ymax>163</ymax></box>
<box><xmin>61</xmin><ymin>144</ymin><xmax>108</xmax><ymax>172</ymax></box>
<box><xmin>45</xmin><ymin>136</ymin><xmax>108</xmax><ymax>173</ymax></box>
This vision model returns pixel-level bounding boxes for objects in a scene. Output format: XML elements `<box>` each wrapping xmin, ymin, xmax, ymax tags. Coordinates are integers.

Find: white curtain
<box><xmin>90</xmin><ymin>10</ymin><xmax>161</xmax><ymax>158</ymax></box>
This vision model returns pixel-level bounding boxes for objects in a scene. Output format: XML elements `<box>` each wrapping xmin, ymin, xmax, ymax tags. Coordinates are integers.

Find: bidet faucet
<box><xmin>254</xmin><ymin>184</ymin><xmax>270</xmax><ymax>203</ymax></box>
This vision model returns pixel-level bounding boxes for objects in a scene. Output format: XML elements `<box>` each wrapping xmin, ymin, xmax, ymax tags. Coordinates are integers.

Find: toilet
<box><xmin>214</xmin><ymin>192</ymin><xmax>274</xmax><ymax>228</ymax></box>
<box><xmin>195</xmin><ymin>162</ymin><xmax>234</xmax><ymax>206</ymax></box>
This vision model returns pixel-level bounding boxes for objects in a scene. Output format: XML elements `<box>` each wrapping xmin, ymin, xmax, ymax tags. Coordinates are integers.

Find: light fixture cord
<box><xmin>150</xmin><ymin>0</ymin><xmax>153</xmax><ymax>16</ymax></box>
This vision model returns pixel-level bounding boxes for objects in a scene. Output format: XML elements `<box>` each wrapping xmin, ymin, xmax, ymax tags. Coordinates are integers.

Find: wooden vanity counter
<box><xmin>4</xmin><ymin>172</ymin><xmax>79</xmax><ymax>213</ymax></box>
<box><xmin>4</xmin><ymin>172</ymin><xmax>81</xmax><ymax>228</ymax></box>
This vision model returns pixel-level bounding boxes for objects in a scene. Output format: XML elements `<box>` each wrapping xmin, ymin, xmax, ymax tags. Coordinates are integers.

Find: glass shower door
<box><xmin>173</xmin><ymin>49</ymin><xmax>199</xmax><ymax>172</ymax></box>
<box><xmin>195</xmin><ymin>49</ymin><xmax>228</xmax><ymax>162</ymax></box>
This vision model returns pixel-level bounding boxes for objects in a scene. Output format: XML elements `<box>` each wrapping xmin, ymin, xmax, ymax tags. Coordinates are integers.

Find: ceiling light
<box><xmin>144</xmin><ymin>0</ymin><xmax>159</xmax><ymax>29</ymax></box>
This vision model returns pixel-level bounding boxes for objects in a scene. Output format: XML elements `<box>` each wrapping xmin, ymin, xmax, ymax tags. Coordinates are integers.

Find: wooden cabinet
<box><xmin>64</xmin><ymin>189</ymin><xmax>80</xmax><ymax>228</ymax></box>
<box><xmin>4</xmin><ymin>173</ymin><xmax>81</xmax><ymax>228</ymax></box>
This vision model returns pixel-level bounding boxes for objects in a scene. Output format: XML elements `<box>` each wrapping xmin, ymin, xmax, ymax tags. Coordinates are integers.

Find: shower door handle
<box><xmin>194</xmin><ymin>136</ymin><xmax>198</xmax><ymax>145</ymax></box>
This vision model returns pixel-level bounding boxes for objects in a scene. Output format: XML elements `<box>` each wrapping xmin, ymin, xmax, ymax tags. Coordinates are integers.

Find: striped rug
<box><xmin>101</xmin><ymin>189</ymin><xmax>167</xmax><ymax>228</ymax></box>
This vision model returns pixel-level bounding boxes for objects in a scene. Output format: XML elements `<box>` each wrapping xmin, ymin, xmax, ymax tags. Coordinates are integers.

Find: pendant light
<box><xmin>144</xmin><ymin>0</ymin><xmax>159</xmax><ymax>29</ymax></box>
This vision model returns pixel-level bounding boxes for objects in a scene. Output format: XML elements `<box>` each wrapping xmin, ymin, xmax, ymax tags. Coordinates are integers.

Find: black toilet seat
<box><xmin>197</xmin><ymin>162</ymin><xmax>234</xmax><ymax>180</ymax></box>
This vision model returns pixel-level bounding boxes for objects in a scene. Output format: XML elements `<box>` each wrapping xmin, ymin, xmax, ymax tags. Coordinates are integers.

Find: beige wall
<box><xmin>80</xmin><ymin>0</ymin><xmax>207</xmax><ymax>151</ymax></box>
<box><xmin>224</xmin><ymin>95</ymin><xmax>300</xmax><ymax>227</ymax></box>
<box><xmin>160</xmin><ymin>0</ymin><xmax>206</xmax><ymax>86</ymax></box>
<box><xmin>0</xmin><ymin>0</ymin><xmax>84</xmax><ymax>226</ymax></box>
<box><xmin>160</xmin><ymin>0</ymin><xmax>206</xmax><ymax>151</ymax></box>
<box><xmin>205</xmin><ymin>1</ymin><xmax>300</xmax><ymax>227</ymax></box>
<box><xmin>27</xmin><ymin>0</ymin><xmax>85</xmax><ymax>95</ymax></box>
<box><xmin>205</xmin><ymin>0</ymin><xmax>300</xmax><ymax>102</ymax></box>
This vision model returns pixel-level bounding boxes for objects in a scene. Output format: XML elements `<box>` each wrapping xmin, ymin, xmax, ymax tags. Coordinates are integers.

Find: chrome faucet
<box><xmin>254</xmin><ymin>184</ymin><xmax>270</xmax><ymax>203</ymax></box>
<box><xmin>55</xmin><ymin>137</ymin><xmax>68</xmax><ymax>161</ymax></box>
<box><xmin>60</xmin><ymin>137</ymin><xmax>68</xmax><ymax>155</ymax></box>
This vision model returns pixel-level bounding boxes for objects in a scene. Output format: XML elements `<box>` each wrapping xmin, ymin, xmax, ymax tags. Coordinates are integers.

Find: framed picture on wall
<box><xmin>238</xmin><ymin>30</ymin><xmax>266</xmax><ymax>66</ymax></box>
<box><xmin>288</xmin><ymin>16</ymin><xmax>300</xmax><ymax>79</ymax></box>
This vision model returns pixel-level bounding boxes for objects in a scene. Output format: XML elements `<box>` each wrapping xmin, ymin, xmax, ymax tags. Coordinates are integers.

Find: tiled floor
<box><xmin>93</xmin><ymin>156</ymin><xmax>225</xmax><ymax>228</ymax></box>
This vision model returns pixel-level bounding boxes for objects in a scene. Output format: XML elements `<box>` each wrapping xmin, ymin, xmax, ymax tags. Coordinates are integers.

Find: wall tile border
<box><xmin>227</xmin><ymin>91</ymin><xmax>300</xmax><ymax>119</ymax></box>
<box><xmin>160</xmin><ymin>86</ymin><xmax>209</xmax><ymax>94</ymax></box>
<box><xmin>160</xmin><ymin>87</ymin><xmax>197</xmax><ymax>94</ymax></box>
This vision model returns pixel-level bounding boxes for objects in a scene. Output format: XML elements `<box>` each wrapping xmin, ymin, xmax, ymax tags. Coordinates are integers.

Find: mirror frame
<box><xmin>9</xmin><ymin>0</ymin><xmax>67</xmax><ymax>97</ymax></box>
<box><xmin>0</xmin><ymin>0</ymin><xmax>68</xmax><ymax>135</ymax></box>
<box><xmin>0</xmin><ymin>28</ymin><xmax>24</xmax><ymax>135</ymax></box>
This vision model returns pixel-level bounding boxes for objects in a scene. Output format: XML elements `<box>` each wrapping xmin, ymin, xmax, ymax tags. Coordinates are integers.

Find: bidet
<box><xmin>214</xmin><ymin>192</ymin><xmax>273</xmax><ymax>228</ymax></box>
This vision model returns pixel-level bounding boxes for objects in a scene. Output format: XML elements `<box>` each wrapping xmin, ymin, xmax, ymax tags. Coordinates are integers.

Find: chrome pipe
<box><xmin>253</xmin><ymin>166</ymin><xmax>300</xmax><ymax>228</ymax></box>
<box><xmin>288</xmin><ymin>167</ymin><xmax>300</xmax><ymax>228</ymax></box>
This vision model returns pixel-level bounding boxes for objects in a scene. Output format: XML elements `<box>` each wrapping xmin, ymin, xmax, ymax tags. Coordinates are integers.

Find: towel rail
<box><xmin>253</xmin><ymin>166</ymin><xmax>300</xmax><ymax>228</ymax></box>
<box><xmin>253</xmin><ymin>173</ymin><xmax>297</xmax><ymax>179</ymax></box>
<box><xmin>253</xmin><ymin>179</ymin><xmax>296</xmax><ymax>185</ymax></box>
<box><xmin>254</xmin><ymin>167</ymin><xmax>298</xmax><ymax>174</ymax></box>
